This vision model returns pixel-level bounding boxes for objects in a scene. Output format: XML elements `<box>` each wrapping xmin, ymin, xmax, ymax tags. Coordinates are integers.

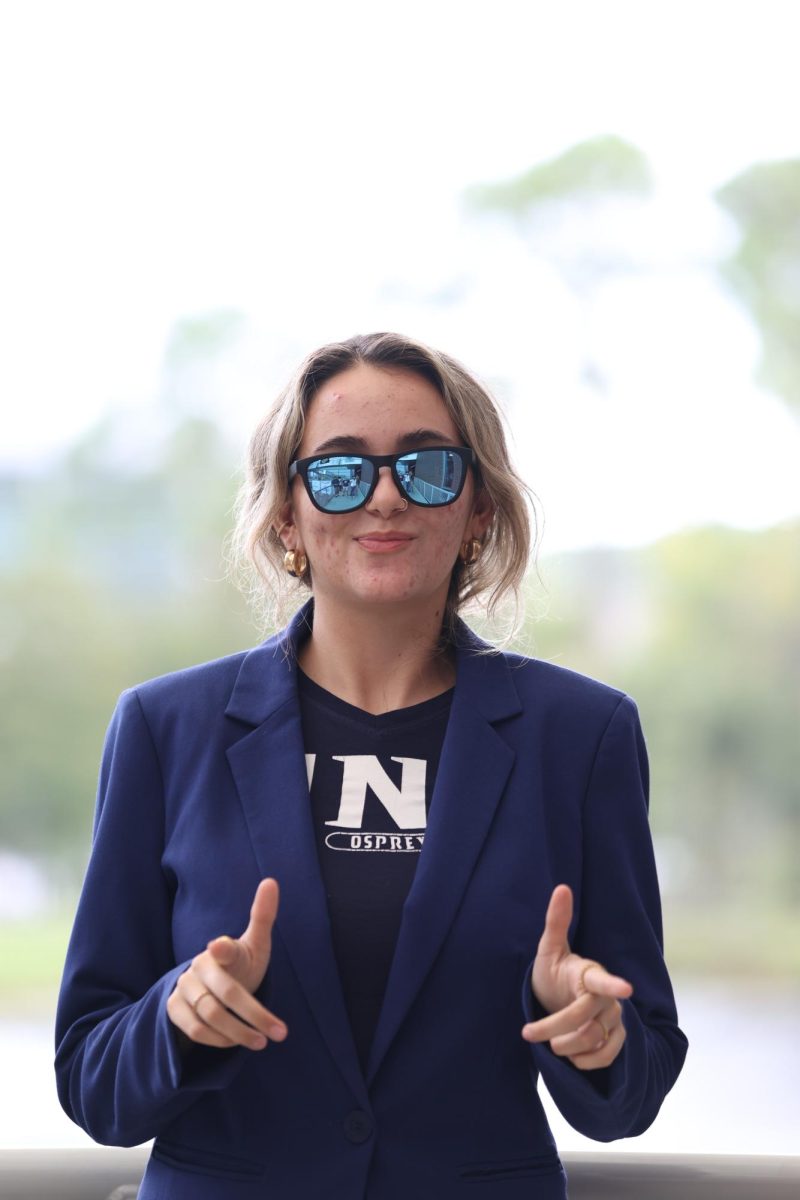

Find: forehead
<box><xmin>301</xmin><ymin>363</ymin><xmax>460</xmax><ymax>450</ymax></box>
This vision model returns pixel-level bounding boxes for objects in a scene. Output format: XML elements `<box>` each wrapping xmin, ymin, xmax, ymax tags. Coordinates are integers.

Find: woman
<box><xmin>55</xmin><ymin>332</ymin><xmax>687</xmax><ymax>1199</ymax></box>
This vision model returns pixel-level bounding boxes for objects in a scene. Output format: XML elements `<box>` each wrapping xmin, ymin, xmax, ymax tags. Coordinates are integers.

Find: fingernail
<box><xmin>268</xmin><ymin>1023</ymin><xmax>286</xmax><ymax>1040</ymax></box>
<box><xmin>250</xmin><ymin>1034</ymin><xmax>267</xmax><ymax>1050</ymax></box>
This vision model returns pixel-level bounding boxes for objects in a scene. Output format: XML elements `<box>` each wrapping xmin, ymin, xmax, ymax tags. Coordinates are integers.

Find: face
<box><xmin>276</xmin><ymin>363</ymin><xmax>493</xmax><ymax>617</ymax></box>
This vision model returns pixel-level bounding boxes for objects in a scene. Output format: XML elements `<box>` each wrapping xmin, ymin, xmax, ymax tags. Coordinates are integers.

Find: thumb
<box><xmin>537</xmin><ymin>884</ymin><xmax>573</xmax><ymax>958</ymax></box>
<box><xmin>238</xmin><ymin>877</ymin><xmax>280</xmax><ymax>968</ymax></box>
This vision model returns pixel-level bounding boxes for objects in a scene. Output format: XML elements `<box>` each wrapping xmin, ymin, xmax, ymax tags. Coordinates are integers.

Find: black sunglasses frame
<box><xmin>288</xmin><ymin>446</ymin><xmax>478</xmax><ymax>513</ymax></box>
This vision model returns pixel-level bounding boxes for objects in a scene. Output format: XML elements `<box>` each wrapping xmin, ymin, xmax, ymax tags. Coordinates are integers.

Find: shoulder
<box><xmin>109</xmin><ymin>617</ymin><xmax>296</xmax><ymax>738</ymax></box>
<box><xmin>459</xmin><ymin>620</ymin><xmax>628</xmax><ymax>712</ymax></box>
<box><xmin>453</xmin><ymin>620</ymin><xmax>638</xmax><ymax>745</ymax></box>
<box><xmin>504</xmin><ymin>648</ymin><xmax>625</xmax><ymax>703</ymax></box>
<box><xmin>506</xmin><ymin>650</ymin><xmax>635</xmax><ymax>731</ymax></box>
<box><xmin>116</xmin><ymin>645</ymin><xmax>260</xmax><ymax>731</ymax></box>
<box><xmin>133</xmin><ymin>647</ymin><xmax>251</xmax><ymax>698</ymax></box>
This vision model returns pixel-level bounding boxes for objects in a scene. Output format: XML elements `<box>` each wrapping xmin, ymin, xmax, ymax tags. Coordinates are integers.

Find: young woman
<box><xmin>55</xmin><ymin>332</ymin><xmax>687</xmax><ymax>1199</ymax></box>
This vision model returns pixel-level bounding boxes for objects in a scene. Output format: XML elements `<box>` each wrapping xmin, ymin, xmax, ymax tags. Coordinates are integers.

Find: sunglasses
<box><xmin>288</xmin><ymin>445</ymin><xmax>477</xmax><ymax>513</ymax></box>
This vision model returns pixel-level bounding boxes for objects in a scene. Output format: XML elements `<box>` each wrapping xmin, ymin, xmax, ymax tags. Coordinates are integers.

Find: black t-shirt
<box><xmin>297</xmin><ymin>667</ymin><xmax>453</xmax><ymax>1074</ymax></box>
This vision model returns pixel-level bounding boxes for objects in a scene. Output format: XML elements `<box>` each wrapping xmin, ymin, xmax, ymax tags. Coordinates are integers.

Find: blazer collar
<box><xmin>224</xmin><ymin>600</ymin><xmax>313</xmax><ymax>725</ymax></box>
<box><xmin>225</xmin><ymin>597</ymin><xmax>522</xmax><ymax>727</ymax></box>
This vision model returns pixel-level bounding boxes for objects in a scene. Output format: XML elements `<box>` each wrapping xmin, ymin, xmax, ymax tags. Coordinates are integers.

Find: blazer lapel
<box><xmin>366</xmin><ymin>622</ymin><xmax>522</xmax><ymax>1085</ymax></box>
<box><xmin>224</xmin><ymin>601</ymin><xmax>369</xmax><ymax>1108</ymax></box>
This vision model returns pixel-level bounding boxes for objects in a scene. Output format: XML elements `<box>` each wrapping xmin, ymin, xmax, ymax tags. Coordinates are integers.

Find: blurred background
<box><xmin>1</xmin><ymin>0</ymin><xmax>798</xmax><ymax>1157</ymax></box>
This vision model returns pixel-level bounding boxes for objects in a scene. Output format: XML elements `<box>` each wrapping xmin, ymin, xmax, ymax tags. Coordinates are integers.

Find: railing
<box><xmin>1</xmin><ymin>1148</ymin><xmax>799</xmax><ymax>1199</ymax></box>
<box><xmin>405</xmin><ymin>478</ymin><xmax>452</xmax><ymax>504</ymax></box>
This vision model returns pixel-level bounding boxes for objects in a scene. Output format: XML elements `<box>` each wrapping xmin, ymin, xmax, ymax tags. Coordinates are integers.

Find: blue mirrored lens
<box><xmin>397</xmin><ymin>450</ymin><xmax>464</xmax><ymax>505</ymax></box>
<box><xmin>306</xmin><ymin>456</ymin><xmax>375</xmax><ymax>511</ymax></box>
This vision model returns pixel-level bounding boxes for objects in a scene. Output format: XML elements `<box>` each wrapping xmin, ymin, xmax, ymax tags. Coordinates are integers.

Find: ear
<box><xmin>273</xmin><ymin>498</ymin><xmax>299</xmax><ymax>550</ymax></box>
<box><xmin>469</xmin><ymin>485</ymin><xmax>495</xmax><ymax>541</ymax></box>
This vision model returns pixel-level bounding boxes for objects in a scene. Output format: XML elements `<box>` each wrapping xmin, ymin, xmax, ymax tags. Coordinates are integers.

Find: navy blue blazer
<box><xmin>55</xmin><ymin>600</ymin><xmax>687</xmax><ymax>1199</ymax></box>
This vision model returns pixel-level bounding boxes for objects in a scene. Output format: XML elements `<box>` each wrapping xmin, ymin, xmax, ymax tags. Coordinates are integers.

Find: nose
<box><xmin>366</xmin><ymin>465</ymin><xmax>407</xmax><ymax>516</ymax></box>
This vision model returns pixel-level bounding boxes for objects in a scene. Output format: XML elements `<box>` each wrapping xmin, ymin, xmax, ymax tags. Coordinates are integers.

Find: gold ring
<box><xmin>595</xmin><ymin>1016</ymin><xmax>610</xmax><ymax>1042</ymax></box>
<box><xmin>578</xmin><ymin>961</ymin><xmax>605</xmax><ymax>993</ymax></box>
<box><xmin>191</xmin><ymin>990</ymin><xmax>212</xmax><ymax>1015</ymax></box>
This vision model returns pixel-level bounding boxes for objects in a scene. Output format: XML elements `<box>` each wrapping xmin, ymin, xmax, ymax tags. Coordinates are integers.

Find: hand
<box><xmin>166</xmin><ymin>878</ymin><xmax>288</xmax><ymax>1051</ymax></box>
<box><xmin>521</xmin><ymin>884</ymin><xmax>632</xmax><ymax>1070</ymax></box>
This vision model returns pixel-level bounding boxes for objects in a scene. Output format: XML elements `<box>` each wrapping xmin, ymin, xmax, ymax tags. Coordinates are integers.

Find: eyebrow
<box><xmin>309</xmin><ymin>428</ymin><xmax>458</xmax><ymax>456</ymax></box>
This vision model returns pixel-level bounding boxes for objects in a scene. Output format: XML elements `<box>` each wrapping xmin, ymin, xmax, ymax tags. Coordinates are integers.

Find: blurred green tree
<box><xmin>715</xmin><ymin>157</ymin><xmax>800</xmax><ymax>414</ymax></box>
<box><xmin>466</xmin><ymin>133</ymin><xmax>652</xmax><ymax>219</ymax></box>
<box><xmin>465</xmin><ymin>135</ymin><xmax>654</xmax><ymax>388</ymax></box>
<box><xmin>529</xmin><ymin>521</ymin><xmax>800</xmax><ymax>915</ymax></box>
<box><xmin>0</xmin><ymin>310</ymin><xmax>257</xmax><ymax>872</ymax></box>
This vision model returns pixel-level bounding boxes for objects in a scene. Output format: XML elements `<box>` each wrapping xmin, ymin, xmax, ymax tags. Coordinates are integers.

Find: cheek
<box><xmin>429</xmin><ymin>514</ymin><xmax>468</xmax><ymax>554</ymax></box>
<box><xmin>438</xmin><ymin>499</ymin><xmax>473</xmax><ymax>543</ymax></box>
<box><xmin>304</xmin><ymin>515</ymin><xmax>348</xmax><ymax>561</ymax></box>
<box><xmin>410</xmin><ymin>514</ymin><xmax>470</xmax><ymax>583</ymax></box>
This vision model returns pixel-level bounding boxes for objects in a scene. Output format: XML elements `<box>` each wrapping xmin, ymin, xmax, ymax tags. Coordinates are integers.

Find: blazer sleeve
<box><xmin>521</xmin><ymin>694</ymin><xmax>688</xmax><ymax>1141</ymax></box>
<box><xmin>54</xmin><ymin>688</ymin><xmax>248</xmax><ymax>1147</ymax></box>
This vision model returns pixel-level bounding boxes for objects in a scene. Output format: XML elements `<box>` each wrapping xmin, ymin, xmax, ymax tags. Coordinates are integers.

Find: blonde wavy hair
<box><xmin>230</xmin><ymin>332</ymin><xmax>538</xmax><ymax>648</ymax></box>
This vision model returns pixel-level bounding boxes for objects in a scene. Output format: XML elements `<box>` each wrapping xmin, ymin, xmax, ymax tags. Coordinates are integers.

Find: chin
<box><xmin>347</xmin><ymin>573</ymin><xmax>449</xmax><ymax>611</ymax></box>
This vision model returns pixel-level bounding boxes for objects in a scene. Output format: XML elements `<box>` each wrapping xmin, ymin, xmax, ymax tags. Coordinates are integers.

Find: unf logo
<box><xmin>305</xmin><ymin>754</ymin><xmax>427</xmax><ymax>852</ymax></box>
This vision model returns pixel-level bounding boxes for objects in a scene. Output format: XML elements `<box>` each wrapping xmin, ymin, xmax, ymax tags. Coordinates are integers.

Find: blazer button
<box><xmin>343</xmin><ymin>1110</ymin><xmax>374</xmax><ymax>1143</ymax></box>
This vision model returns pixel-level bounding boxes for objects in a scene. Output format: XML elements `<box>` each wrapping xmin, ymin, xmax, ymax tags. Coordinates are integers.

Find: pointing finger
<box><xmin>191</xmin><ymin>957</ymin><xmax>287</xmax><ymax>1043</ymax></box>
<box><xmin>578</xmin><ymin>961</ymin><xmax>633</xmax><ymax>1000</ymax></box>
<box><xmin>522</xmin><ymin>992</ymin><xmax>599</xmax><ymax>1043</ymax></box>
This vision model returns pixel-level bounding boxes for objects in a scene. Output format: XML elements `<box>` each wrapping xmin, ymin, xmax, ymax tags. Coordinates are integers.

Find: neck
<box><xmin>296</xmin><ymin>594</ymin><xmax>456</xmax><ymax>715</ymax></box>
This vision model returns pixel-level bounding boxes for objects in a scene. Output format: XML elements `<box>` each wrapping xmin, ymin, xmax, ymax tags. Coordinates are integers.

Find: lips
<box><xmin>356</xmin><ymin>532</ymin><xmax>413</xmax><ymax>542</ymax></box>
<box><xmin>356</xmin><ymin>532</ymin><xmax>415</xmax><ymax>552</ymax></box>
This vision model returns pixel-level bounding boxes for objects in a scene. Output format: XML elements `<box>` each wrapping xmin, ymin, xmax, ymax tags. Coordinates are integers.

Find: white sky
<box><xmin>1</xmin><ymin>0</ymin><xmax>799</xmax><ymax>553</ymax></box>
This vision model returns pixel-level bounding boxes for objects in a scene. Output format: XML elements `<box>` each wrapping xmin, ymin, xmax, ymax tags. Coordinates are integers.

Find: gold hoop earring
<box><xmin>459</xmin><ymin>538</ymin><xmax>482</xmax><ymax>565</ymax></box>
<box><xmin>284</xmin><ymin>549</ymin><xmax>308</xmax><ymax>578</ymax></box>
